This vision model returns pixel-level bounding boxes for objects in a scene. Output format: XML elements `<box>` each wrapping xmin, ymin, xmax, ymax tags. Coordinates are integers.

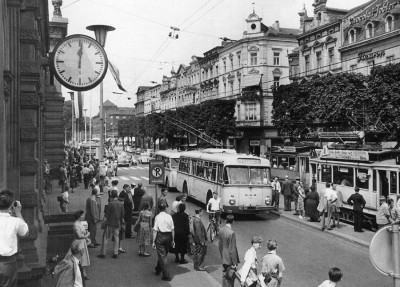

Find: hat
<box><xmin>252</xmin><ymin>236</ymin><xmax>263</xmax><ymax>244</ymax></box>
<box><xmin>380</xmin><ymin>196</ymin><xmax>386</xmax><ymax>201</ymax></box>
<box><xmin>285</xmin><ymin>175</ymin><xmax>289</xmax><ymax>178</ymax></box>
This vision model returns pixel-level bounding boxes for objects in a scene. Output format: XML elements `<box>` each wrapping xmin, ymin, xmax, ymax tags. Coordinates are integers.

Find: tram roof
<box><xmin>179</xmin><ymin>151</ymin><xmax>271</xmax><ymax>166</ymax></box>
<box><xmin>154</xmin><ymin>150</ymin><xmax>181</xmax><ymax>158</ymax></box>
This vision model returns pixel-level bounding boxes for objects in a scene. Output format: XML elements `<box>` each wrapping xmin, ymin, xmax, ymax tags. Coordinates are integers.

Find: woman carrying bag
<box><xmin>239</xmin><ymin>236</ymin><xmax>263</xmax><ymax>287</ymax></box>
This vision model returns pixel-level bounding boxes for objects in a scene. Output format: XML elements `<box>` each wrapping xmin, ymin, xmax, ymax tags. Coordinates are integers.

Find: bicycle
<box><xmin>206</xmin><ymin>211</ymin><xmax>220</xmax><ymax>242</ymax></box>
<box><xmin>44</xmin><ymin>172</ymin><xmax>53</xmax><ymax>194</ymax></box>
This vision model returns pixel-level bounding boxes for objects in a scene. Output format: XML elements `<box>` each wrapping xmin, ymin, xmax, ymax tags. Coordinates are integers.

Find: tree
<box><xmin>117</xmin><ymin>119</ymin><xmax>129</xmax><ymax>148</ymax></box>
<box><xmin>63</xmin><ymin>101</ymin><xmax>72</xmax><ymax>142</ymax></box>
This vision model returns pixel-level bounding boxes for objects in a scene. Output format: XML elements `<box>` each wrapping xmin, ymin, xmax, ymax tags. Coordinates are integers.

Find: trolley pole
<box><xmin>392</xmin><ymin>224</ymin><xmax>400</xmax><ymax>287</ymax></box>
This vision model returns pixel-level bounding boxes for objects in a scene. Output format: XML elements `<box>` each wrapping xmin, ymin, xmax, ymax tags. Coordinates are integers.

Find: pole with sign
<box><xmin>149</xmin><ymin>160</ymin><xmax>165</xmax><ymax>213</ymax></box>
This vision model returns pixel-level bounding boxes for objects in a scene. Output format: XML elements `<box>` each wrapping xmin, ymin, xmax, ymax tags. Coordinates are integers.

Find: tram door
<box><xmin>378</xmin><ymin>170</ymin><xmax>389</xmax><ymax>199</ymax></box>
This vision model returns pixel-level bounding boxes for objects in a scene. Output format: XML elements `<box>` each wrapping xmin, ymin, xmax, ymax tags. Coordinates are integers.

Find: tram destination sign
<box><xmin>321</xmin><ymin>149</ymin><xmax>369</xmax><ymax>162</ymax></box>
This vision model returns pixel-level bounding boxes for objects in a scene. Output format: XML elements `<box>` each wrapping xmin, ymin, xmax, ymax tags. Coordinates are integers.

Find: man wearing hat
<box><xmin>347</xmin><ymin>187</ymin><xmax>366</xmax><ymax>232</ymax></box>
<box><xmin>239</xmin><ymin>236</ymin><xmax>262</xmax><ymax>287</ymax></box>
<box><xmin>281</xmin><ymin>175</ymin><xmax>294</xmax><ymax>211</ymax></box>
<box><xmin>376</xmin><ymin>196</ymin><xmax>390</xmax><ymax>229</ymax></box>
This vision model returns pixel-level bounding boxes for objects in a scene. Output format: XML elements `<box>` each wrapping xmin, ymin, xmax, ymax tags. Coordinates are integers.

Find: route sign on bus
<box><xmin>149</xmin><ymin>160</ymin><xmax>165</xmax><ymax>184</ymax></box>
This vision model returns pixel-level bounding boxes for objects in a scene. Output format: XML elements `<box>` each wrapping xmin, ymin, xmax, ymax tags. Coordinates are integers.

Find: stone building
<box><xmin>199</xmin><ymin>47</ymin><xmax>221</xmax><ymax>102</ymax></box>
<box><xmin>159</xmin><ymin>69</ymin><xmax>178</xmax><ymax>111</ymax></box>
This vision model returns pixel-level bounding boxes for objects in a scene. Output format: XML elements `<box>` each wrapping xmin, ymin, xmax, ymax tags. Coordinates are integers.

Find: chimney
<box><xmin>273</xmin><ymin>20</ymin><xmax>280</xmax><ymax>32</ymax></box>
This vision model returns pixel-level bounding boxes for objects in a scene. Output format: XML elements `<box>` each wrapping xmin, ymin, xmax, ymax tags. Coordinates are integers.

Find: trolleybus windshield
<box><xmin>225</xmin><ymin>166</ymin><xmax>269</xmax><ymax>185</ymax></box>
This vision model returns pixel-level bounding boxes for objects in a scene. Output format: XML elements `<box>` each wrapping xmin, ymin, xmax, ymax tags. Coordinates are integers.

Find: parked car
<box><xmin>135</xmin><ymin>148</ymin><xmax>142</xmax><ymax>155</ymax></box>
<box><xmin>131</xmin><ymin>156</ymin><xmax>138</xmax><ymax>166</ymax></box>
<box><xmin>138</xmin><ymin>153</ymin><xmax>151</xmax><ymax>164</ymax></box>
<box><xmin>117</xmin><ymin>154</ymin><xmax>132</xmax><ymax>167</ymax></box>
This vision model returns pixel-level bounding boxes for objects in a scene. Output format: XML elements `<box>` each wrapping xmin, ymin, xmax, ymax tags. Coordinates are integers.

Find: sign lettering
<box><xmin>149</xmin><ymin>160</ymin><xmax>165</xmax><ymax>184</ymax></box>
<box><xmin>321</xmin><ymin>149</ymin><xmax>369</xmax><ymax>162</ymax></box>
<box><xmin>357</xmin><ymin>50</ymin><xmax>385</xmax><ymax>62</ymax></box>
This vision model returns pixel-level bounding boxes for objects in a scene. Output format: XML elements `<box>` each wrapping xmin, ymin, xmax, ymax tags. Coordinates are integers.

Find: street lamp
<box><xmin>86</xmin><ymin>24</ymin><xmax>115</xmax><ymax>193</ymax></box>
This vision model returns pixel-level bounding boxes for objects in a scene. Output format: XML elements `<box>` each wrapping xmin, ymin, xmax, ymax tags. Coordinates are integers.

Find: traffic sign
<box><xmin>370</xmin><ymin>225</ymin><xmax>394</xmax><ymax>276</ymax></box>
<box><xmin>149</xmin><ymin>160</ymin><xmax>165</xmax><ymax>185</ymax></box>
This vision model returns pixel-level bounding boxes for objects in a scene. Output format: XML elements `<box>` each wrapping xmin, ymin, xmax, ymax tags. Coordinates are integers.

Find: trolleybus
<box><xmin>154</xmin><ymin>150</ymin><xmax>181</xmax><ymax>191</ymax></box>
<box><xmin>176</xmin><ymin>150</ymin><xmax>273</xmax><ymax>214</ymax></box>
<box><xmin>309</xmin><ymin>145</ymin><xmax>400</xmax><ymax>228</ymax></box>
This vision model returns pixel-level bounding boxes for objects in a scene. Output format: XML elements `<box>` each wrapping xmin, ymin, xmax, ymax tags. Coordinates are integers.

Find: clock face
<box><xmin>51</xmin><ymin>34</ymin><xmax>108</xmax><ymax>91</ymax></box>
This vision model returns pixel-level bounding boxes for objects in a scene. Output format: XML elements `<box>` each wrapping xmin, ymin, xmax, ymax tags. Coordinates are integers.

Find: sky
<box><xmin>50</xmin><ymin>0</ymin><xmax>369</xmax><ymax>116</ymax></box>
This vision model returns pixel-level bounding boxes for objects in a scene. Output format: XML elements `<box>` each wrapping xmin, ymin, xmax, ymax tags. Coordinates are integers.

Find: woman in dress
<box><xmin>172</xmin><ymin>203</ymin><xmax>190</xmax><ymax>264</ymax></box>
<box><xmin>137</xmin><ymin>201</ymin><xmax>153</xmax><ymax>257</ymax></box>
<box><xmin>69</xmin><ymin>210</ymin><xmax>91</xmax><ymax>279</ymax></box>
<box><xmin>305</xmin><ymin>186</ymin><xmax>320</xmax><ymax>222</ymax></box>
<box><xmin>297</xmin><ymin>182</ymin><xmax>306</xmax><ymax>219</ymax></box>
<box><xmin>59</xmin><ymin>187</ymin><xmax>70</xmax><ymax>212</ymax></box>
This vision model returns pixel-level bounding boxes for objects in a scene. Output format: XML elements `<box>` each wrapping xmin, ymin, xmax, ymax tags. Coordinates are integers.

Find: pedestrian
<box><xmin>152</xmin><ymin>203</ymin><xmax>175</xmax><ymax>282</ymax></box>
<box><xmin>97</xmin><ymin>189</ymin><xmax>125</xmax><ymax>259</ymax></box>
<box><xmin>261</xmin><ymin>240</ymin><xmax>285</xmax><ymax>287</ymax></box>
<box><xmin>318</xmin><ymin>183</ymin><xmax>329</xmax><ymax>231</ymax></box>
<box><xmin>137</xmin><ymin>202</ymin><xmax>153</xmax><ymax>257</ymax></box>
<box><xmin>172</xmin><ymin>203</ymin><xmax>190</xmax><ymax>264</ymax></box>
<box><xmin>293</xmin><ymin>177</ymin><xmax>300</xmax><ymax>215</ymax></box>
<box><xmin>53</xmin><ymin>241</ymin><xmax>86</xmax><ymax>287</ymax></box>
<box><xmin>388</xmin><ymin>198</ymin><xmax>400</xmax><ymax>224</ymax></box>
<box><xmin>108</xmin><ymin>180</ymin><xmax>118</xmax><ymax>203</ymax></box>
<box><xmin>69</xmin><ymin>165</ymin><xmax>78</xmax><ymax>193</ymax></box>
<box><xmin>59</xmin><ymin>164</ymin><xmax>68</xmax><ymax>193</ymax></box>
<box><xmin>305</xmin><ymin>186</ymin><xmax>319</xmax><ymax>222</ymax></box>
<box><xmin>318</xmin><ymin>267</ymin><xmax>343</xmax><ymax>287</ymax></box>
<box><xmin>347</xmin><ymin>187</ymin><xmax>366</xmax><ymax>232</ymax></box>
<box><xmin>192</xmin><ymin>208</ymin><xmax>207</xmax><ymax>271</ymax></box>
<box><xmin>218</xmin><ymin>214</ymin><xmax>240</xmax><ymax>287</ymax></box>
<box><xmin>376</xmin><ymin>197</ymin><xmax>390</xmax><ymax>229</ymax></box>
<box><xmin>133</xmin><ymin>182</ymin><xmax>145</xmax><ymax>212</ymax></box>
<box><xmin>139</xmin><ymin>187</ymin><xmax>154</xmax><ymax>211</ymax></box>
<box><xmin>76</xmin><ymin>162</ymin><xmax>83</xmax><ymax>183</ymax></box>
<box><xmin>156</xmin><ymin>188</ymin><xmax>169</xmax><ymax>214</ymax></box>
<box><xmin>333</xmin><ymin>186</ymin><xmax>344</xmax><ymax>228</ymax></box>
<box><xmin>281</xmin><ymin>175</ymin><xmax>293</xmax><ymax>211</ymax></box>
<box><xmin>86</xmin><ymin>189</ymin><xmax>100</xmax><ymax>248</ymax></box>
<box><xmin>239</xmin><ymin>236</ymin><xmax>262</xmax><ymax>287</ymax></box>
<box><xmin>59</xmin><ymin>187</ymin><xmax>70</xmax><ymax>213</ymax></box>
<box><xmin>171</xmin><ymin>195</ymin><xmax>183</xmax><ymax>215</ymax></box>
<box><xmin>82</xmin><ymin>164</ymin><xmax>90</xmax><ymax>189</ymax></box>
<box><xmin>271</xmin><ymin>177</ymin><xmax>281</xmax><ymax>211</ymax></box>
<box><xmin>0</xmin><ymin>190</ymin><xmax>29</xmax><ymax>287</ymax></box>
<box><xmin>297</xmin><ymin>182</ymin><xmax>306</xmax><ymax>219</ymax></box>
<box><xmin>326</xmin><ymin>183</ymin><xmax>338</xmax><ymax>231</ymax></box>
<box><xmin>66</xmin><ymin>210</ymin><xmax>90</xmax><ymax>280</ymax></box>
<box><xmin>119</xmin><ymin>184</ymin><xmax>134</xmax><ymax>239</ymax></box>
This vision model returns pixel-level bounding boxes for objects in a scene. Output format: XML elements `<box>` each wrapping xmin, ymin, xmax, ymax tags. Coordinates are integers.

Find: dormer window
<box><xmin>386</xmin><ymin>15</ymin><xmax>394</xmax><ymax>32</ymax></box>
<box><xmin>366</xmin><ymin>22</ymin><xmax>374</xmax><ymax>39</ymax></box>
<box><xmin>348</xmin><ymin>29</ymin><xmax>356</xmax><ymax>44</ymax></box>
<box><xmin>317</xmin><ymin>12</ymin><xmax>322</xmax><ymax>26</ymax></box>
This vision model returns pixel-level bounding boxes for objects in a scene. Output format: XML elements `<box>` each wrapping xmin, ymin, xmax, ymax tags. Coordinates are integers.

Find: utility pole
<box><xmin>83</xmin><ymin>109</ymin><xmax>87</xmax><ymax>142</ymax></box>
<box><xmin>69</xmin><ymin>92</ymin><xmax>75</xmax><ymax>146</ymax></box>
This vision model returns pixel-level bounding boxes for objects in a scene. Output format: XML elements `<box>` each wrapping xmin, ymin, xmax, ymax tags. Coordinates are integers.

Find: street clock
<box><xmin>51</xmin><ymin>34</ymin><xmax>108</xmax><ymax>91</ymax></box>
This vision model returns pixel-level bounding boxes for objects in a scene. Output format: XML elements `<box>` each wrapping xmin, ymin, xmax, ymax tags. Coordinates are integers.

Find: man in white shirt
<box><xmin>207</xmin><ymin>191</ymin><xmax>221</xmax><ymax>233</ymax></box>
<box><xmin>325</xmin><ymin>184</ymin><xmax>338</xmax><ymax>231</ymax></box>
<box><xmin>318</xmin><ymin>267</ymin><xmax>343</xmax><ymax>287</ymax></box>
<box><xmin>0</xmin><ymin>190</ymin><xmax>29</xmax><ymax>287</ymax></box>
<box><xmin>271</xmin><ymin>177</ymin><xmax>281</xmax><ymax>211</ymax></box>
<box><xmin>152</xmin><ymin>203</ymin><xmax>175</xmax><ymax>281</ymax></box>
<box><xmin>240</xmin><ymin>236</ymin><xmax>262</xmax><ymax>287</ymax></box>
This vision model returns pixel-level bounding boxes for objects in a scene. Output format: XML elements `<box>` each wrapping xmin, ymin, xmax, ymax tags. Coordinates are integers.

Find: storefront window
<box><xmin>333</xmin><ymin>166</ymin><xmax>354</xmax><ymax>187</ymax></box>
<box><xmin>390</xmin><ymin>171</ymin><xmax>397</xmax><ymax>194</ymax></box>
<box><xmin>356</xmin><ymin>168</ymin><xmax>369</xmax><ymax>190</ymax></box>
<box><xmin>321</xmin><ymin>164</ymin><xmax>332</xmax><ymax>183</ymax></box>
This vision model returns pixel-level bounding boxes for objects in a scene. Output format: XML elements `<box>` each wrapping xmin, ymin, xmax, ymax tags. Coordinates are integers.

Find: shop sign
<box><xmin>357</xmin><ymin>50</ymin><xmax>385</xmax><ymax>62</ymax></box>
<box><xmin>283</xmin><ymin>146</ymin><xmax>296</xmax><ymax>153</ymax></box>
<box><xmin>343</xmin><ymin>0</ymin><xmax>400</xmax><ymax>28</ymax></box>
<box><xmin>321</xmin><ymin>149</ymin><xmax>369</xmax><ymax>162</ymax></box>
<box><xmin>250</xmin><ymin>140</ymin><xmax>260</xmax><ymax>146</ymax></box>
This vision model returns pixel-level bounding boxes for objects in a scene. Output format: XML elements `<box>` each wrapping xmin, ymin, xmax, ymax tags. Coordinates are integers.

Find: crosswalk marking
<box><xmin>141</xmin><ymin>176</ymin><xmax>149</xmax><ymax>180</ymax></box>
<box><xmin>130</xmin><ymin>176</ymin><xmax>141</xmax><ymax>180</ymax></box>
<box><xmin>119</xmin><ymin>176</ymin><xmax>129</xmax><ymax>180</ymax></box>
<box><xmin>136</xmin><ymin>167</ymin><xmax>145</xmax><ymax>170</ymax></box>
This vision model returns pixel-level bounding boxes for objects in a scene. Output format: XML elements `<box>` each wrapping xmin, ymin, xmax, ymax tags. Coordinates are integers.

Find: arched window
<box><xmin>386</xmin><ymin>15</ymin><xmax>394</xmax><ymax>32</ymax></box>
<box><xmin>348</xmin><ymin>29</ymin><xmax>356</xmax><ymax>44</ymax></box>
<box><xmin>317</xmin><ymin>12</ymin><xmax>322</xmax><ymax>26</ymax></box>
<box><xmin>366</xmin><ymin>23</ymin><xmax>374</xmax><ymax>38</ymax></box>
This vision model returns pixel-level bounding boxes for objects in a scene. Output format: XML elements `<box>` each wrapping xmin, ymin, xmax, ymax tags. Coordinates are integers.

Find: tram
<box><xmin>309</xmin><ymin>144</ymin><xmax>400</xmax><ymax>228</ymax></box>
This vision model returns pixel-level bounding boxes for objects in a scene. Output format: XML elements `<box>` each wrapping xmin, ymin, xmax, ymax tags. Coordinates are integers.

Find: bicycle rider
<box><xmin>206</xmin><ymin>191</ymin><xmax>221</xmax><ymax>234</ymax></box>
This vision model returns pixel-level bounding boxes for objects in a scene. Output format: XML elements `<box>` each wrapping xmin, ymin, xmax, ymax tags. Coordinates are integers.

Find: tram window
<box><xmin>278</xmin><ymin>157</ymin><xmax>289</xmax><ymax>169</ymax></box>
<box><xmin>356</xmin><ymin>168</ymin><xmax>369</xmax><ymax>190</ymax></box>
<box><xmin>321</xmin><ymin>165</ymin><xmax>332</xmax><ymax>183</ymax></box>
<box><xmin>373</xmin><ymin>170</ymin><xmax>377</xmax><ymax>192</ymax></box>
<box><xmin>390</xmin><ymin>171</ymin><xmax>397</xmax><ymax>194</ymax></box>
<box><xmin>271</xmin><ymin>156</ymin><xmax>278</xmax><ymax>168</ymax></box>
<box><xmin>288</xmin><ymin>157</ymin><xmax>297</xmax><ymax>171</ymax></box>
<box><xmin>217</xmin><ymin>164</ymin><xmax>224</xmax><ymax>183</ymax></box>
<box><xmin>306</xmin><ymin>157</ymin><xmax>310</xmax><ymax>173</ymax></box>
<box><xmin>333</xmin><ymin>166</ymin><xmax>354</xmax><ymax>187</ymax></box>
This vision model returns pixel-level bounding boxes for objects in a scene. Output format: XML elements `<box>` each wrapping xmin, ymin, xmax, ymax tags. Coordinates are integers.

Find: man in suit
<box><xmin>156</xmin><ymin>188</ymin><xmax>169</xmax><ymax>214</ymax></box>
<box><xmin>86</xmin><ymin>189</ymin><xmax>100</xmax><ymax>248</ymax></box>
<box><xmin>218</xmin><ymin>214</ymin><xmax>239</xmax><ymax>287</ymax></box>
<box><xmin>281</xmin><ymin>175</ymin><xmax>294</xmax><ymax>211</ymax></box>
<box><xmin>98</xmin><ymin>189</ymin><xmax>125</xmax><ymax>259</ymax></box>
<box><xmin>119</xmin><ymin>184</ymin><xmax>134</xmax><ymax>238</ymax></box>
<box><xmin>192</xmin><ymin>208</ymin><xmax>207</xmax><ymax>271</ymax></box>
<box><xmin>133</xmin><ymin>182</ymin><xmax>145</xmax><ymax>212</ymax></box>
<box><xmin>347</xmin><ymin>187</ymin><xmax>366</xmax><ymax>232</ymax></box>
<box><xmin>54</xmin><ymin>240</ymin><xmax>86</xmax><ymax>287</ymax></box>
<box><xmin>139</xmin><ymin>187</ymin><xmax>154</xmax><ymax>211</ymax></box>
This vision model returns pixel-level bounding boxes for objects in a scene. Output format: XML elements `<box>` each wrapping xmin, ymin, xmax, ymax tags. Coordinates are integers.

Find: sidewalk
<box><xmin>271</xmin><ymin>194</ymin><xmax>374</xmax><ymax>251</ymax></box>
<box><xmin>43</xmin><ymin>180</ymin><xmax>221</xmax><ymax>287</ymax></box>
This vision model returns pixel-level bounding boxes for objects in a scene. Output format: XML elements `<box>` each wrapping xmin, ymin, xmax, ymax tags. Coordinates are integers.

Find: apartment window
<box><xmin>387</xmin><ymin>55</ymin><xmax>395</xmax><ymax>64</ymax></box>
<box><xmin>328</xmin><ymin>48</ymin><xmax>334</xmax><ymax>68</ymax></box>
<box><xmin>237</xmin><ymin>104</ymin><xmax>241</xmax><ymax>120</ymax></box>
<box><xmin>223</xmin><ymin>59</ymin><xmax>227</xmax><ymax>73</ymax></box>
<box><xmin>116</xmin><ymin>116</ymin><xmax>120</xmax><ymax>119</ymax></box>
<box><xmin>349</xmin><ymin>30</ymin><xmax>356</xmax><ymax>44</ymax></box>
<box><xmin>238</xmin><ymin>78</ymin><xmax>241</xmax><ymax>90</ymax></box>
<box><xmin>245</xmin><ymin>103</ymin><xmax>257</xmax><ymax>120</ymax></box>
<box><xmin>367</xmin><ymin>60</ymin><xmax>375</xmax><ymax>75</ymax></box>
<box><xmin>305</xmin><ymin>55</ymin><xmax>310</xmax><ymax>74</ymax></box>
<box><xmin>273</xmin><ymin>52</ymin><xmax>280</xmax><ymax>66</ymax></box>
<box><xmin>273</xmin><ymin>76</ymin><xmax>280</xmax><ymax>89</ymax></box>
<box><xmin>250</xmin><ymin>53</ymin><xmax>258</xmax><ymax>65</ymax></box>
<box><xmin>230</xmin><ymin>58</ymin><xmax>234</xmax><ymax>70</ymax></box>
<box><xmin>224</xmin><ymin>83</ymin><xmax>227</xmax><ymax>95</ymax></box>
<box><xmin>210</xmin><ymin>68</ymin><xmax>213</xmax><ymax>78</ymax></box>
<box><xmin>316</xmin><ymin>51</ymin><xmax>322</xmax><ymax>72</ymax></box>
<box><xmin>230</xmin><ymin>82</ymin><xmax>234</xmax><ymax>95</ymax></box>
<box><xmin>216</xmin><ymin>65</ymin><xmax>218</xmax><ymax>75</ymax></box>
<box><xmin>237</xmin><ymin>54</ymin><xmax>241</xmax><ymax>67</ymax></box>
<box><xmin>366</xmin><ymin>23</ymin><xmax>374</xmax><ymax>39</ymax></box>
<box><xmin>386</xmin><ymin>16</ymin><xmax>394</xmax><ymax>32</ymax></box>
<box><xmin>350</xmin><ymin>64</ymin><xmax>357</xmax><ymax>72</ymax></box>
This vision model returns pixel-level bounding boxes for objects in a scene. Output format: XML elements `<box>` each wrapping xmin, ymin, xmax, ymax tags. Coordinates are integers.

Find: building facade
<box><xmin>199</xmin><ymin>47</ymin><xmax>221</xmax><ymax>102</ymax></box>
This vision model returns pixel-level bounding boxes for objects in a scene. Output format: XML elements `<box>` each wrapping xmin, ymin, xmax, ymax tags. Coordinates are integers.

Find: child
<box><xmin>318</xmin><ymin>267</ymin><xmax>343</xmax><ymax>287</ymax></box>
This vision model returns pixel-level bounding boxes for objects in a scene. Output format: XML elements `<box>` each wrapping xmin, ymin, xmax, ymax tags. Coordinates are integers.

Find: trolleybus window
<box><xmin>356</xmin><ymin>168</ymin><xmax>369</xmax><ymax>190</ymax></box>
<box><xmin>390</xmin><ymin>171</ymin><xmax>397</xmax><ymax>194</ymax></box>
<box><xmin>179</xmin><ymin>158</ymin><xmax>190</xmax><ymax>174</ymax></box>
<box><xmin>225</xmin><ymin>167</ymin><xmax>269</xmax><ymax>185</ymax></box>
<box><xmin>171</xmin><ymin>158</ymin><xmax>179</xmax><ymax>168</ymax></box>
<box><xmin>321</xmin><ymin>165</ymin><xmax>332</xmax><ymax>183</ymax></box>
<box><xmin>333</xmin><ymin>166</ymin><xmax>354</xmax><ymax>187</ymax></box>
<box><xmin>217</xmin><ymin>164</ymin><xmax>224</xmax><ymax>183</ymax></box>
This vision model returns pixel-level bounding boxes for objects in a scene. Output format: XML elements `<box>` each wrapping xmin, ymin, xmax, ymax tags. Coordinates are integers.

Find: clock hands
<box><xmin>77</xmin><ymin>40</ymin><xmax>83</xmax><ymax>69</ymax></box>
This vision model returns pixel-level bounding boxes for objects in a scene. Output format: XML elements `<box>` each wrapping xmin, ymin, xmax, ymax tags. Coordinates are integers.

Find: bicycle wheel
<box><xmin>208</xmin><ymin>223</ymin><xmax>215</xmax><ymax>242</ymax></box>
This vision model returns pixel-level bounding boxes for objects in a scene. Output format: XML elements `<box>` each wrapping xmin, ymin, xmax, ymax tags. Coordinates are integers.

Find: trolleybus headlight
<box><xmin>265</xmin><ymin>196</ymin><xmax>271</xmax><ymax>205</ymax></box>
<box><xmin>229</xmin><ymin>195</ymin><xmax>236</xmax><ymax>205</ymax></box>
